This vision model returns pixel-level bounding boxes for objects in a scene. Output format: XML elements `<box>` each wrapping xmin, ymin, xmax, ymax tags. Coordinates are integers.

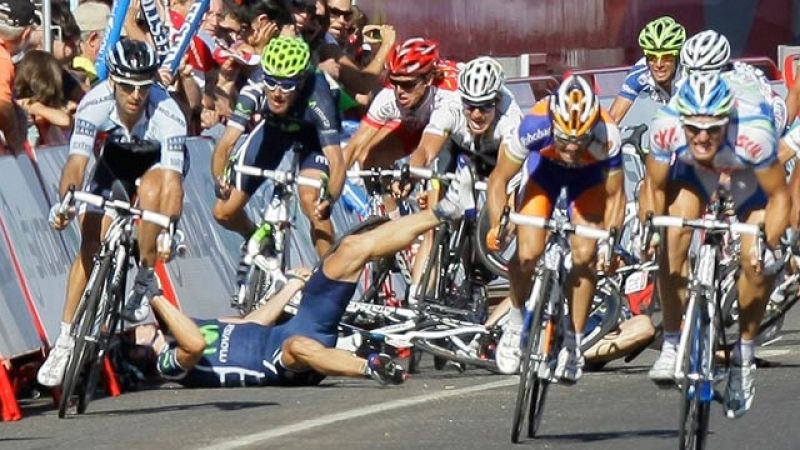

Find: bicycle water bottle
<box><xmin>245</xmin><ymin>223</ymin><xmax>273</xmax><ymax>263</ymax></box>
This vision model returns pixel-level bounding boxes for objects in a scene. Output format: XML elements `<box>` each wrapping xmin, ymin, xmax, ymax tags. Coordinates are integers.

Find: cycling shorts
<box><xmin>232</xmin><ymin>120</ymin><xmax>330</xmax><ymax>196</ymax></box>
<box><xmin>517</xmin><ymin>152</ymin><xmax>613</xmax><ymax>219</ymax></box>
<box><xmin>670</xmin><ymin>160</ymin><xmax>767</xmax><ymax>219</ymax></box>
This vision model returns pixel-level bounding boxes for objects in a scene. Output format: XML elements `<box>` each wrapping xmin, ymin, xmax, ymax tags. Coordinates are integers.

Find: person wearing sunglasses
<box><xmin>212</xmin><ymin>36</ymin><xmax>344</xmax><ymax>262</ymax></box>
<box><xmin>344</xmin><ymin>37</ymin><xmax>459</xmax><ymax>170</ymax></box>
<box><xmin>38</xmin><ymin>39</ymin><xmax>189</xmax><ymax>388</ymax></box>
<box><xmin>486</xmin><ymin>75</ymin><xmax>625</xmax><ymax>380</ymax></box>
<box><xmin>608</xmin><ymin>16</ymin><xmax>686</xmax><ymax>123</ymax></box>
<box><xmin>642</xmin><ymin>72</ymin><xmax>788</xmax><ymax>418</ymax></box>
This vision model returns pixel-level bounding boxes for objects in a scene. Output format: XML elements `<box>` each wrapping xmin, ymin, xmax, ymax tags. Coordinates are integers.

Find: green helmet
<box><xmin>638</xmin><ymin>16</ymin><xmax>686</xmax><ymax>53</ymax></box>
<box><xmin>261</xmin><ymin>37</ymin><xmax>311</xmax><ymax>78</ymax></box>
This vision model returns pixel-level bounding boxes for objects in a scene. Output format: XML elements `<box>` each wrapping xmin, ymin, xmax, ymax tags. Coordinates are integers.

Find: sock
<box><xmin>564</xmin><ymin>330</ymin><xmax>577</xmax><ymax>348</ymax></box>
<box><xmin>734</xmin><ymin>339</ymin><xmax>755</xmax><ymax>366</ymax></box>
<box><xmin>574</xmin><ymin>332</ymin><xmax>584</xmax><ymax>350</ymax></box>
<box><xmin>59</xmin><ymin>321</ymin><xmax>71</xmax><ymax>340</ymax></box>
<box><xmin>662</xmin><ymin>331</ymin><xmax>680</xmax><ymax>353</ymax></box>
<box><xmin>508</xmin><ymin>307</ymin><xmax>524</xmax><ymax>327</ymax></box>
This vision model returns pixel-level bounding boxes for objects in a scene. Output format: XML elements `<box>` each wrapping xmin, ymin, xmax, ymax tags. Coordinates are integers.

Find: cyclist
<box><xmin>609</xmin><ymin>16</ymin><xmax>686</xmax><ymax>123</ymax></box>
<box><xmin>642</xmin><ymin>72</ymin><xmax>789</xmax><ymax>418</ymax></box>
<box><xmin>486</xmin><ymin>75</ymin><xmax>625</xmax><ymax>380</ymax></box>
<box><xmin>121</xmin><ymin>162</ymin><xmax>476</xmax><ymax>388</ymax></box>
<box><xmin>37</xmin><ymin>39</ymin><xmax>188</xmax><ymax>387</ymax></box>
<box><xmin>211</xmin><ymin>37</ymin><xmax>345</xmax><ymax>257</ymax></box>
<box><xmin>680</xmin><ymin>29</ymin><xmax>788</xmax><ymax>135</ymax></box>
<box><xmin>344</xmin><ymin>37</ymin><xmax>460</xmax><ymax>171</ymax></box>
<box><xmin>404</xmin><ymin>56</ymin><xmax>522</xmax><ymax>299</ymax></box>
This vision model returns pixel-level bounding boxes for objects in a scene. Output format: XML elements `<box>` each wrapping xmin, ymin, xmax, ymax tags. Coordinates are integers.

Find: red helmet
<box><xmin>387</xmin><ymin>38</ymin><xmax>439</xmax><ymax>77</ymax></box>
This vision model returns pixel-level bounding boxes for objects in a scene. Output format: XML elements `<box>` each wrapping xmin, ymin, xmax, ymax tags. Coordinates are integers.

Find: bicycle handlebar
<box><xmin>650</xmin><ymin>215</ymin><xmax>760</xmax><ymax>235</ymax></box>
<box><xmin>346</xmin><ymin>166</ymin><xmax>488</xmax><ymax>191</ymax></box>
<box><xmin>60</xmin><ymin>188</ymin><xmax>172</xmax><ymax>229</ymax></box>
<box><xmin>234</xmin><ymin>165</ymin><xmax>323</xmax><ymax>189</ymax></box>
<box><xmin>509</xmin><ymin>212</ymin><xmax>611</xmax><ymax>240</ymax></box>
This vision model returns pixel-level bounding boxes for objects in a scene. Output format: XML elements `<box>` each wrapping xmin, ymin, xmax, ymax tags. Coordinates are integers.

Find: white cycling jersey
<box><xmin>363</xmin><ymin>84</ymin><xmax>461</xmax><ymax>132</ymax></box>
<box><xmin>424</xmin><ymin>86</ymin><xmax>523</xmax><ymax>155</ymax></box>
<box><xmin>69</xmin><ymin>80</ymin><xmax>188</xmax><ymax>173</ymax></box>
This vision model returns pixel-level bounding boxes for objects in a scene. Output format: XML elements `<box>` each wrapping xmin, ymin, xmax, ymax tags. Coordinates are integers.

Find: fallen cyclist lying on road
<box><xmin>116</xmin><ymin>164</ymin><xmax>478</xmax><ymax>388</ymax></box>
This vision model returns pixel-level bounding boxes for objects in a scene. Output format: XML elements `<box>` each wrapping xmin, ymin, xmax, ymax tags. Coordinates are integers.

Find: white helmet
<box><xmin>681</xmin><ymin>30</ymin><xmax>731</xmax><ymax>71</ymax></box>
<box><xmin>458</xmin><ymin>56</ymin><xmax>505</xmax><ymax>103</ymax></box>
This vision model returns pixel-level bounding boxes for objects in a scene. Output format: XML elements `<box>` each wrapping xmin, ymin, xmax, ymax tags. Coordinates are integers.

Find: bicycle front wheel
<box><xmin>678</xmin><ymin>293</ymin><xmax>712</xmax><ymax>450</ymax></box>
<box><xmin>58</xmin><ymin>254</ymin><xmax>112</xmax><ymax>418</ymax></box>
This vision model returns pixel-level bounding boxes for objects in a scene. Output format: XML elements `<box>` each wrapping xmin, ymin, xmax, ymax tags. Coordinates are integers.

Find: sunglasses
<box><xmin>112</xmin><ymin>76</ymin><xmax>154</xmax><ymax>95</ymax></box>
<box><xmin>263</xmin><ymin>75</ymin><xmax>301</xmax><ymax>93</ymax></box>
<box><xmin>329</xmin><ymin>6</ymin><xmax>353</xmax><ymax>20</ymax></box>
<box><xmin>463</xmin><ymin>100</ymin><xmax>497</xmax><ymax>112</ymax></box>
<box><xmin>389</xmin><ymin>77</ymin><xmax>425</xmax><ymax>91</ymax></box>
<box><xmin>553</xmin><ymin>129</ymin><xmax>592</xmax><ymax>145</ymax></box>
<box><xmin>681</xmin><ymin>117</ymin><xmax>729</xmax><ymax>135</ymax></box>
<box><xmin>644</xmin><ymin>51</ymin><xmax>678</xmax><ymax>63</ymax></box>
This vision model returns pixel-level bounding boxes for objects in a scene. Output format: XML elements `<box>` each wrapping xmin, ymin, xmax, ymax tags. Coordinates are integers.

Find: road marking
<box><xmin>200</xmin><ymin>377</ymin><xmax>518</xmax><ymax>450</ymax></box>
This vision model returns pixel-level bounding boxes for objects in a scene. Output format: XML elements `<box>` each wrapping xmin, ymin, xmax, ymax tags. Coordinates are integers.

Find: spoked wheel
<box><xmin>240</xmin><ymin>264</ymin><xmax>268</xmax><ymax>315</ymax></box>
<box><xmin>59</xmin><ymin>255</ymin><xmax>112</xmax><ymax>418</ymax></box>
<box><xmin>580</xmin><ymin>278</ymin><xmax>624</xmax><ymax>352</ymax></box>
<box><xmin>474</xmin><ymin>205</ymin><xmax>517</xmax><ymax>278</ymax></box>
<box><xmin>678</xmin><ymin>295</ymin><xmax>711</xmax><ymax>450</ymax></box>
<box><xmin>511</xmin><ymin>272</ymin><xmax>551</xmax><ymax>443</ymax></box>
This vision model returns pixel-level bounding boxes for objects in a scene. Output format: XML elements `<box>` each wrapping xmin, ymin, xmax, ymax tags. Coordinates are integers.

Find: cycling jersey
<box><xmin>229</xmin><ymin>70</ymin><xmax>340</xmax><ymax>151</ymax></box>
<box><xmin>649</xmin><ymin>105</ymin><xmax>777</xmax><ymax>171</ymax></box>
<box><xmin>69</xmin><ymin>80</ymin><xmax>188</xmax><ymax>173</ymax></box>
<box><xmin>618</xmin><ymin>57</ymin><xmax>683</xmax><ymax>104</ymax></box>
<box><xmin>506</xmin><ymin>99</ymin><xmax>622</xmax><ymax>168</ymax></box>
<box><xmin>363</xmin><ymin>83</ymin><xmax>460</xmax><ymax>133</ymax></box>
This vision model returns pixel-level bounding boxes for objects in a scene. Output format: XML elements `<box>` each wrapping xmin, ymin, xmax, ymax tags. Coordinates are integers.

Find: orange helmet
<box><xmin>550</xmin><ymin>75</ymin><xmax>600</xmax><ymax>138</ymax></box>
<box><xmin>387</xmin><ymin>38</ymin><xmax>439</xmax><ymax>77</ymax></box>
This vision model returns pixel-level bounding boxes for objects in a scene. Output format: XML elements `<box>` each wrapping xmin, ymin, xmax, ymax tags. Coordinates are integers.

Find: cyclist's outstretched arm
<box><xmin>755</xmin><ymin>161</ymin><xmax>790</xmax><ymax>247</ymax></box>
<box><xmin>211</xmin><ymin>124</ymin><xmax>244</xmax><ymax>179</ymax></box>
<box><xmin>608</xmin><ymin>96</ymin><xmax>634</xmax><ymax>124</ymax></box>
<box><xmin>321</xmin><ymin>144</ymin><xmax>345</xmax><ymax>200</ymax></box>
<box><xmin>58</xmin><ymin>154</ymin><xmax>90</xmax><ymax>198</ymax></box>
<box><xmin>235</xmin><ymin>274</ymin><xmax>309</xmax><ymax>325</ymax></box>
<box><xmin>343</xmin><ymin>121</ymin><xmax>380</xmax><ymax>168</ymax></box>
<box><xmin>603</xmin><ymin>169</ymin><xmax>626</xmax><ymax>230</ymax></box>
<box><xmin>487</xmin><ymin>147</ymin><xmax>522</xmax><ymax>229</ymax></box>
<box><xmin>150</xmin><ymin>296</ymin><xmax>206</xmax><ymax>370</ymax></box>
<box><xmin>408</xmin><ymin>131</ymin><xmax>448</xmax><ymax>168</ymax></box>
<box><xmin>639</xmin><ymin>154</ymin><xmax>670</xmax><ymax>220</ymax></box>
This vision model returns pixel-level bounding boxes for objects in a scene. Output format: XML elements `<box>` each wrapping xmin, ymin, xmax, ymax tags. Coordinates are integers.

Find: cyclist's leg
<box><xmin>297</xmin><ymin>150</ymin><xmax>334</xmax><ymax>256</ymax></box>
<box><xmin>137</xmin><ymin>168</ymin><xmax>183</xmax><ymax>267</ymax></box>
<box><xmin>212</xmin><ymin>189</ymin><xmax>256</xmax><ymax>238</ymax></box>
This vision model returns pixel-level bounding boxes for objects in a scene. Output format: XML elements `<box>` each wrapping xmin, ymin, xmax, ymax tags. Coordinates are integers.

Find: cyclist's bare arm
<box><xmin>604</xmin><ymin>169</ymin><xmax>626</xmax><ymax>230</ymax></box>
<box><xmin>212</xmin><ymin>124</ymin><xmax>244</xmax><ymax>179</ymax></box>
<box><xmin>150</xmin><ymin>296</ymin><xmax>206</xmax><ymax>369</ymax></box>
<box><xmin>408</xmin><ymin>131</ymin><xmax>449</xmax><ymax>168</ymax></box>
<box><xmin>238</xmin><ymin>275</ymin><xmax>308</xmax><ymax>325</ymax></box>
<box><xmin>343</xmin><ymin>121</ymin><xmax>380</xmax><ymax>167</ymax></box>
<box><xmin>59</xmin><ymin>154</ymin><xmax>90</xmax><ymax>198</ymax></box>
<box><xmin>487</xmin><ymin>147</ymin><xmax>522</xmax><ymax>229</ymax></box>
<box><xmin>608</xmin><ymin>96</ymin><xmax>634</xmax><ymax>124</ymax></box>
<box><xmin>321</xmin><ymin>144</ymin><xmax>345</xmax><ymax>200</ymax></box>
<box><xmin>755</xmin><ymin>161</ymin><xmax>790</xmax><ymax>247</ymax></box>
<box><xmin>779</xmin><ymin>139</ymin><xmax>796</xmax><ymax>166</ymax></box>
<box><xmin>639</xmin><ymin>154</ymin><xmax>671</xmax><ymax>219</ymax></box>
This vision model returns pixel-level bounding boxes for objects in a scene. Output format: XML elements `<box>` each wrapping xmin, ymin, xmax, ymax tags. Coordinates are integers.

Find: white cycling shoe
<box><xmin>496</xmin><ymin>322</ymin><xmax>522</xmax><ymax>375</ymax></box>
<box><xmin>37</xmin><ymin>334</ymin><xmax>74</xmax><ymax>387</ymax></box>
<box><xmin>724</xmin><ymin>362</ymin><xmax>756</xmax><ymax>419</ymax></box>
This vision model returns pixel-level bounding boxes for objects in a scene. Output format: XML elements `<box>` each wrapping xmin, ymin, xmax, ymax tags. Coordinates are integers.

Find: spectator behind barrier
<box><xmin>0</xmin><ymin>0</ymin><xmax>39</xmax><ymax>156</ymax></box>
<box><xmin>14</xmin><ymin>50</ymin><xmax>74</xmax><ymax>146</ymax></box>
<box><xmin>30</xmin><ymin>0</ymin><xmax>86</xmax><ymax>103</ymax></box>
<box><xmin>72</xmin><ymin>0</ymin><xmax>111</xmax><ymax>87</ymax></box>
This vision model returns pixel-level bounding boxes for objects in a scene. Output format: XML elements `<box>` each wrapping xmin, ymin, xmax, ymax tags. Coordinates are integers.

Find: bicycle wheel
<box><xmin>240</xmin><ymin>263</ymin><xmax>268</xmax><ymax>315</ymax></box>
<box><xmin>58</xmin><ymin>254</ymin><xmax>113</xmax><ymax>418</ymax></box>
<box><xmin>678</xmin><ymin>293</ymin><xmax>712</xmax><ymax>450</ymax></box>
<box><xmin>78</xmin><ymin>251</ymin><xmax>128</xmax><ymax>414</ymax></box>
<box><xmin>511</xmin><ymin>271</ymin><xmax>552</xmax><ymax>443</ymax></box>
<box><xmin>580</xmin><ymin>277</ymin><xmax>624</xmax><ymax>352</ymax></box>
<box><xmin>474</xmin><ymin>205</ymin><xmax>516</xmax><ymax>278</ymax></box>
<box><xmin>413</xmin><ymin>326</ymin><xmax>499</xmax><ymax>372</ymax></box>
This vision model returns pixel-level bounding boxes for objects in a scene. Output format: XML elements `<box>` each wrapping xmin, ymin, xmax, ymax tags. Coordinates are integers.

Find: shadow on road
<box><xmin>84</xmin><ymin>400</ymin><xmax>279</xmax><ymax>416</ymax></box>
<box><xmin>537</xmin><ymin>428</ymin><xmax>677</xmax><ymax>443</ymax></box>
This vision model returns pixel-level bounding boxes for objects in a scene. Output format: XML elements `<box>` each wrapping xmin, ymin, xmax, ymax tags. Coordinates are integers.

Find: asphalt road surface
<box><xmin>3</xmin><ymin>310</ymin><xmax>800</xmax><ymax>450</ymax></box>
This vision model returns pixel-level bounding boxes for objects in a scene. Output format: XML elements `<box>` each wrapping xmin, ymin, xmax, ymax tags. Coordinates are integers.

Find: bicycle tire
<box><xmin>417</xmin><ymin>223</ymin><xmax>450</xmax><ymax>305</ymax></box>
<box><xmin>58</xmin><ymin>254</ymin><xmax>112</xmax><ymax>418</ymax></box>
<box><xmin>678</xmin><ymin>292</ymin><xmax>712</xmax><ymax>450</ymax></box>
<box><xmin>474</xmin><ymin>205</ymin><xmax>515</xmax><ymax>278</ymax></box>
<box><xmin>511</xmin><ymin>270</ymin><xmax>551</xmax><ymax>443</ymax></box>
<box><xmin>78</xmin><ymin>251</ymin><xmax>128</xmax><ymax>414</ymax></box>
<box><xmin>580</xmin><ymin>278</ymin><xmax>624</xmax><ymax>352</ymax></box>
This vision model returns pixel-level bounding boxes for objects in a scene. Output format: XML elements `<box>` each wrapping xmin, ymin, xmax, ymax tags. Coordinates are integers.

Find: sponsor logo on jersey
<box><xmin>653</xmin><ymin>126</ymin><xmax>678</xmax><ymax>150</ymax></box>
<box><xmin>75</xmin><ymin>118</ymin><xmax>97</xmax><ymax>137</ymax></box>
<box><xmin>520</xmin><ymin>126</ymin><xmax>550</xmax><ymax>147</ymax></box>
<box><xmin>218</xmin><ymin>324</ymin><xmax>235</xmax><ymax>363</ymax></box>
<box><xmin>199</xmin><ymin>324</ymin><xmax>220</xmax><ymax>355</ymax></box>
<box><xmin>737</xmin><ymin>135</ymin><xmax>765</xmax><ymax>161</ymax></box>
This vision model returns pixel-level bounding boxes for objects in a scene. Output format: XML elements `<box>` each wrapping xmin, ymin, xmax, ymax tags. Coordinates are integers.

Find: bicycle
<box><xmin>643</xmin><ymin>213</ymin><xmax>764</xmax><ymax>450</ymax></box>
<box><xmin>507</xmin><ymin>210</ymin><xmax>615</xmax><ymax>443</ymax></box>
<box><xmin>56</xmin><ymin>185</ymin><xmax>175</xmax><ymax>418</ymax></box>
<box><xmin>231</xmin><ymin>164</ymin><xmax>327</xmax><ymax>315</ymax></box>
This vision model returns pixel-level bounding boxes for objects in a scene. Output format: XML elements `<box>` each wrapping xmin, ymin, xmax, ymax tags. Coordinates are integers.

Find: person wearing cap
<box><xmin>72</xmin><ymin>1</ymin><xmax>110</xmax><ymax>85</ymax></box>
<box><xmin>0</xmin><ymin>0</ymin><xmax>39</xmax><ymax>155</ymax></box>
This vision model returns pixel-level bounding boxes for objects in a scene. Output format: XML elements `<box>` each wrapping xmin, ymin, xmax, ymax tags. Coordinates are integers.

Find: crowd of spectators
<box><xmin>0</xmin><ymin>0</ymin><xmax>395</xmax><ymax>154</ymax></box>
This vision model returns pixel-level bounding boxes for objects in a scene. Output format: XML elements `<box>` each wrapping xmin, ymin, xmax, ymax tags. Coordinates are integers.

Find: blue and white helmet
<box><xmin>675</xmin><ymin>72</ymin><xmax>734</xmax><ymax>116</ymax></box>
<box><xmin>681</xmin><ymin>30</ymin><xmax>731</xmax><ymax>72</ymax></box>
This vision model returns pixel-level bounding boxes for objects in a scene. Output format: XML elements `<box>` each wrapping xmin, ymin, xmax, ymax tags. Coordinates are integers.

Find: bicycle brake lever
<box><xmin>498</xmin><ymin>205</ymin><xmax>511</xmax><ymax>239</ymax></box>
